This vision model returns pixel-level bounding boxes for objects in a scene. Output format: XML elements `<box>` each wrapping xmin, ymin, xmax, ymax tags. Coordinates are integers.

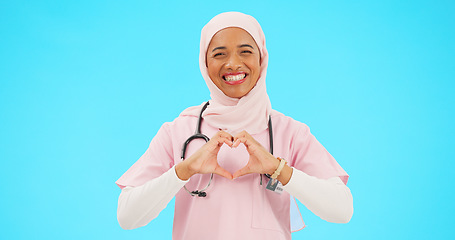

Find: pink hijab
<box><xmin>180</xmin><ymin>12</ymin><xmax>306</xmax><ymax>232</ymax></box>
<box><xmin>180</xmin><ymin>12</ymin><xmax>272</xmax><ymax>135</ymax></box>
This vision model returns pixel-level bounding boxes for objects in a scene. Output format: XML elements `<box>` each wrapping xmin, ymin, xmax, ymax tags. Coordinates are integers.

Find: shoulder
<box><xmin>270</xmin><ymin>109</ymin><xmax>310</xmax><ymax>135</ymax></box>
<box><xmin>151</xmin><ymin>115</ymin><xmax>199</xmax><ymax>146</ymax></box>
<box><xmin>162</xmin><ymin>114</ymin><xmax>198</xmax><ymax>132</ymax></box>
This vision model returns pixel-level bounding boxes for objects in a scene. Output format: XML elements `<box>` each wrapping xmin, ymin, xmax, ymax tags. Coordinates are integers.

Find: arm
<box><xmin>117</xmin><ymin>166</ymin><xmax>188</xmax><ymax>230</ymax></box>
<box><xmin>230</xmin><ymin>130</ymin><xmax>353</xmax><ymax>223</ymax></box>
<box><xmin>282</xmin><ymin>167</ymin><xmax>353</xmax><ymax>223</ymax></box>
<box><xmin>117</xmin><ymin>130</ymin><xmax>235</xmax><ymax>229</ymax></box>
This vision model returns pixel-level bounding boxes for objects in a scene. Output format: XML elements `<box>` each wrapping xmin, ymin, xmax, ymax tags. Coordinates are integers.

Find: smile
<box><xmin>222</xmin><ymin>72</ymin><xmax>247</xmax><ymax>85</ymax></box>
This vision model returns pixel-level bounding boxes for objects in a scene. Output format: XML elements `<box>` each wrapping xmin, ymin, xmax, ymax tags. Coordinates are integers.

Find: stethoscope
<box><xmin>181</xmin><ymin>101</ymin><xmax>273</xmax><ymax>197</ymax></box>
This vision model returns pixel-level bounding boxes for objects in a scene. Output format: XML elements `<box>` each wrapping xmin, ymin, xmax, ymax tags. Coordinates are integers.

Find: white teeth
<box><xmin>224</xmin><ymin>74</ymin><xmax>246</xmax><ymax>81</ymax></box>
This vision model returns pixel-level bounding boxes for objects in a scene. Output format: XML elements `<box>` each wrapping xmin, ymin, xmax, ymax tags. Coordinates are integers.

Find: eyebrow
<box><xmin>211</xmin><ymin>44</ymin><xmax>255</xmax><ymax>52</ymax></box>
<box><xmin>239</xmin><ymin>44</ymin><xmax>254</xmax><ymax>49</ymax></box>
<box><xmin>212</xmin><ymin>46</ymin><xmax>226</xmax><ymax>52</ymax></box>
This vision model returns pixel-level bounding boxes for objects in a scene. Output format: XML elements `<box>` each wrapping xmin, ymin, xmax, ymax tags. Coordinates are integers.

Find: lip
<box><xmin>224</xmin><ymin>78</ymin><xmax>246</xmax><ymax>85</ymax></box>
<box><xmin>222</xmin><ymin>72</ymin><xmax>248</xmax><ymax>85</ymax></box>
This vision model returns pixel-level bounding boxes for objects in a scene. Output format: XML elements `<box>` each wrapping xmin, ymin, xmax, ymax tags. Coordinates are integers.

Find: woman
<box><xmin>116</xmin><ymin>12</ymin><xmax>353</xmax><ymax>240</ymax></box>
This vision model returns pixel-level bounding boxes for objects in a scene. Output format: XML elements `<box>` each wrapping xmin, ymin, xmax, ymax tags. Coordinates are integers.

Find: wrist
<box><xmin>175</xmin><ymin>161</ymin><xmax>194</xmax><ymax>181</ymax></box>
<box><xmin>267</xmin><ymin>156</ymin><xmax>281</xmax><ymax>175</ymax></box>
<box><xmin>277</xmin><ymin>165</ymin><xmax>292</xmax><ymax>186</ymax></box>
<box><xmin>267</xmin><ymin>157</ymin><xmax>291</xmax><ymax>185</ymax></box>
<box><xmin>271</xmin><ymin>157</ymin><xmax>287</xmax><ymax>179</ymax></box>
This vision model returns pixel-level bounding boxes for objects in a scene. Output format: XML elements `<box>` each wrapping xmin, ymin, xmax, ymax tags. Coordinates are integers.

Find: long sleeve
<box><xmin>117</xmin><ymin>165</ymin><xmax>189</xmax><ymax>230</ymax></box>
<box><xmin>282</xmin><ymin>167</ymin><xmax>353</xmax><ymax>223</ymax></box>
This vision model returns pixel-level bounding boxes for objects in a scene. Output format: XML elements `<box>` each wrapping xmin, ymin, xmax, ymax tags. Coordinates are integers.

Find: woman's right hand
<box><xmin>175</xmin><ymin>130</ymin><xmax>234</xmax><ymax>181</ymax></box>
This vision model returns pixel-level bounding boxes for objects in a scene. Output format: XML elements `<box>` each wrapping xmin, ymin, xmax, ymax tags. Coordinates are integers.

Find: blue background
<box><xmin>1</xmin><ymin>0</ymin><xmax>454</xmax><ymax>239</ymax></box>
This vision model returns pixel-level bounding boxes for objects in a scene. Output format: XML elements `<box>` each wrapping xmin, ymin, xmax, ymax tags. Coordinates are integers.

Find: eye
<box><xmin>213</xmin><ymin>52</ymin><xmax>224</xmax><ymax>57</ymax></box>
<box><xmin>241</xmin><ymin>50</ymin><xmax>253</xmax><ymax>54</ymax></box>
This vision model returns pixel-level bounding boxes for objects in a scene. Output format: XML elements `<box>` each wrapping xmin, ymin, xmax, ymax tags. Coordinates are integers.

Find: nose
<box><xmin>225</xmin><ymin>54</ymin><xmax>242</xmax><ymax>70</ymax></box>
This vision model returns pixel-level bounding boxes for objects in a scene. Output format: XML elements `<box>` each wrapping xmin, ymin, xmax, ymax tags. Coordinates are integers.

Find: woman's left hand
<box><xmin>231</xmin><ymin>130</ymin><xmax>280</xmax><ymax>179</ymax></box>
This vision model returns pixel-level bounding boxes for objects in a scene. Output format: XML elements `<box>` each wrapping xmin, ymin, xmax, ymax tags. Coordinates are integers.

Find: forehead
<box><xmin>208</xmin><ymin>27</ymin><xmax>258</xmax><ymax>49</ymax></box>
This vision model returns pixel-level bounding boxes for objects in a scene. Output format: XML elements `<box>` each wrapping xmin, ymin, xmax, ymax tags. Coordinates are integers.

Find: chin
<box><xmin>224</xmin><ymin>89</ymin><xmax>251</xmax><ymax>98</ymax></box>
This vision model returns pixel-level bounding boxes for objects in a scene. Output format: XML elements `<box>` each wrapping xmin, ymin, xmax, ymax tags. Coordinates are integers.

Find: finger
<box><xmin>232</xmin><ymin>137</ymin><xmax>250</xmax><ymax>148</ymax></box>
<box><xmin>214</xmin><ymin>136</ymin><xmax>233</xmax><ymax>148</ymax></box>
<box><xmin>232</xmin><ymin>138</ymin><xmax>239</xmax><ymax>147</ymax></box>
<box><xmin>232</xmin><ymin>138</ymin><xmax>240</xmax><ymax>148</ymax></box>
<box><xmin>212</xmin><ymin>134</ymin><xmax>229</xmax><ymax>145</ymax></box>
<box><xmin>213</xmin><ymin>165</ymin><xmax>233</xmax><ymax>180</ymax></box>
<box><xmin>217</xmin><ymin>130</ymin><xmax>234</xmax><ymax>139</ymax></box>
<box><xmin>215</xmin><ymin>131</ymin><xmax>234</xmax><ymax>146</ymax></box>
<box><xmin>232</xmin><ymin>135</ymin><xmax>244</xmax><ymax>147</ymax></box>
<box><xmin>233</xmin><ymin>131</ymin><xmax>257</xmax><ymax>147</ymax></box>
<box><xmin>223</xmin><ymin>138</ymin><xmax>233</xmax><ymax>147</ymax></box>
<box><xmin>233</xmin><ymin>131</ymin><xmax>246</xmax><ymax>142</ymax></box>
<box><xmin>233</xmin><ymin>166</ymin><xmax>253</xmax><ymax>179</ymax></box>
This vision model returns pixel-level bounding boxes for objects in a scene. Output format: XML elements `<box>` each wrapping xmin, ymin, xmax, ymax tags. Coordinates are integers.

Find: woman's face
<box><xmin>206</xmin><ymin>27</ymin><xmax>261</xmax><ymax>98</ymax></box>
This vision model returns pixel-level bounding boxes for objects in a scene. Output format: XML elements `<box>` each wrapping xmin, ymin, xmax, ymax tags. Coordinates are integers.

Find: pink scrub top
<box><xmin>116</xmin><ymin>110</ymin><xmax>349</xmax><ymax>240</ymax></box>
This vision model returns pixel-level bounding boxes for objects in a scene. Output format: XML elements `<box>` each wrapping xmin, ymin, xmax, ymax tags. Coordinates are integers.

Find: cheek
<box><xmin>206</xmin><ymin>62</ymin><xmax>216</xmax><ymax>77</ymax></box>
<box><xmin>207</xmin><ymin>62</ymin><xmax>222</xmax><ymax>83</ymax></box>
<box><xmin>247</xmin><ymin>60</ymin><xmax>260</xmax><ymax>78</ymax></box>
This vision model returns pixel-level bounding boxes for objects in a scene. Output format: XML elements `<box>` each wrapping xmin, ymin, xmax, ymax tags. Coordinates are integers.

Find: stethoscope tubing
<box><xmin>180</xmin><ymin>101</ymin><xmax>273</xmax><ymax>197</ymax></box>
<box><xmin>181</xmin><ymin>102</ymin><xmax>212</xmax><ymax>197</ymax></box>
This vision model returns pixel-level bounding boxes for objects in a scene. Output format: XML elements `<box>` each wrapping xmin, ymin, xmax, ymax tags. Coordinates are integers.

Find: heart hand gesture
<box><xmin>176</xmin><ymin>130</ymin><xmax>291</xmax><ymax>184</ymax></box>
<box><xmin>232</xmin><ymin>131</ymin><xmax>280</xmax><ymax>179</ymax></box>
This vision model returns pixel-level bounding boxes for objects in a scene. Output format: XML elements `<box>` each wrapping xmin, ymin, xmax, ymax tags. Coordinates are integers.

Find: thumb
<box><xmin>213</xmin><ymin>165</ymin><xmax>233</xmax><ymax>180</ymax></box>
<box><xmin>233</xmin><ymin>166</ymin><xmax>252</xmax><ymax>179</ymax></box>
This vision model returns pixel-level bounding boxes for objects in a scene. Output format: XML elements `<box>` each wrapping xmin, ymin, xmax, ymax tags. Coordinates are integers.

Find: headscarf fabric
<box><xmin>180</xmin><ymin>12</ymin><xmax>272</xmax><ymax>135</ymax></box>
<box><xmin>179</xmin><ymin>12</ymin><xmax>306</xmax><ymax>232</ymax></box>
